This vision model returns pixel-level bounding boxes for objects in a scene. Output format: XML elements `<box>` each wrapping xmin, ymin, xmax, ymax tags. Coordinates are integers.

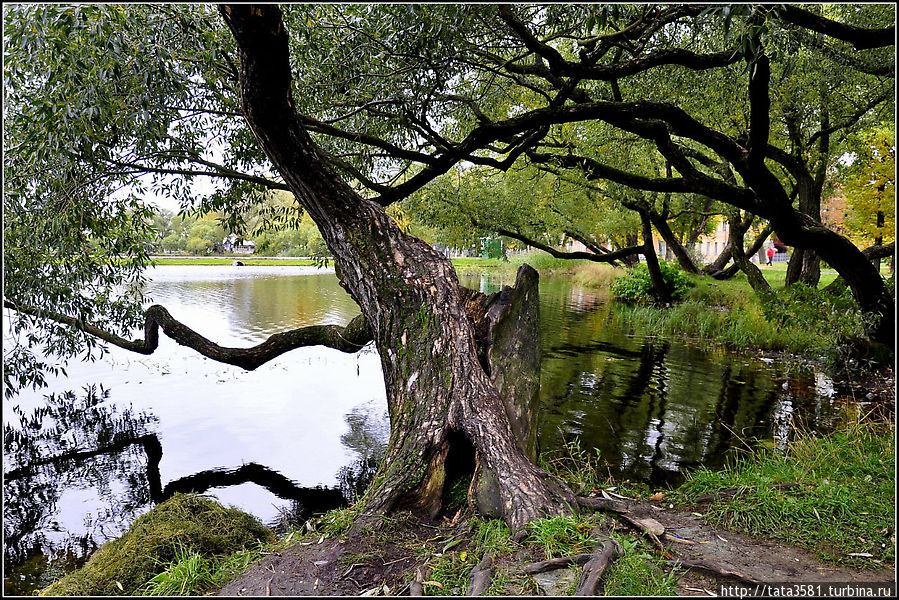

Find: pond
<box><xmin>2</xmin><ymin>265</ymin><xmax>852</xmax><ymax>593</ymax></box>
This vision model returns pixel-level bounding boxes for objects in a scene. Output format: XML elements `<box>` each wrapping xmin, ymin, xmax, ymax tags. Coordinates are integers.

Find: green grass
<box><xmin>611</xmin><ymin>269</ymin><xmax>875</xmax><ymax>359</ymax></box>
<box><xmin>315</xmin><ymin>503</ymin><xmax>362</xmax><ymax>537</ymax></box>
<box><xmin>151</xmin><ymin>257</ymin><xmax>318</xmax><ymax>266</ymax></box>
<box><xmin>470</xmin><ymin>518</ymin><xmax>515</xmax><ymax>556</ymax></box>
<box><xmin>423</xmin><ymin>552</ymin><xmax>475</xmax><ymax>596</ymax></box>
<box><xmin>41</xmin><ymin>494</ymin><xmax>274</xmax><ymax>596</ymax></box>
<box><xmin>524</xmin><ymin>514</ymin><xmax>601</xmax><ymax>560</ymax></box>
<box><xmin>602</xmin><ymin>536</ymin><xmax>682</xmax><ymax>596</ymax></box>
<box><xmin>143</xmin><ymin>545</ymin><xmax>218</xmax><ymax>596</ymax></box>
<box><xmin>673</xmin><ymin>422</ymin><xmax>895</xmax><ymax>567</ymax></box>
<box><xmin>539</xmin><ymin>437</ymin><xmax>606</xmax><ymax>495</ymax></box>
<box><xmin>144</xmin><ymin>527</ymin><xmax>306</xmax><ymax>596</ymax></box>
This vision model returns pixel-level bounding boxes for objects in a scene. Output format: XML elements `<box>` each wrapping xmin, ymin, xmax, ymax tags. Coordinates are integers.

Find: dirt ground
<box><xmin>217</xmin><ymin>499</ymin><xmax>895</xmax><ymax>597</ymax></box>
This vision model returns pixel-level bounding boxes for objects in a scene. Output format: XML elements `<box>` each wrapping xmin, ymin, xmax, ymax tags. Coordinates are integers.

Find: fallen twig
<box><xmin>663</xmin><ymin>533</ymin><xmax>696</xmax><ymax>544</ymax></box>
<box><xmin>523</xmin><ymin>553</ymin><xmax>594</xmax><ymax>575</ymax></box>
<box><xmin>342</xmin><ymin>563</ymin><xmax>369</xmax><ymax>578</ymax></box>
<box><xmin>574</xmin><ymin>539</ymin><xmax>621</xmax><ymax>596</ymax></box>
<box><xmin>617</xmin><ymin>513</ymin><xmax>665</xmax><ymax>549</ymax></box>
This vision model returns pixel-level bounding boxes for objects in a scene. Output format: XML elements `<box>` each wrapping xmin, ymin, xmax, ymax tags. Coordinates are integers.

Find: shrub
<box><xmin>610</xmin><ymin>261</ymin><xmax>694</xmax><ymax>303</ymax></box>
<box><xmin>41</xmin><ymin>494</ymin><xmax>273</xmax><ymax>596</ymax></box>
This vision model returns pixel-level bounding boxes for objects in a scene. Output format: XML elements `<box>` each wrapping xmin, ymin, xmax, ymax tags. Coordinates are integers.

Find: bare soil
<box><xmin>217</xmin><ymin>500</ymin><xmax>894</xmax><ymax>597</ymax></box>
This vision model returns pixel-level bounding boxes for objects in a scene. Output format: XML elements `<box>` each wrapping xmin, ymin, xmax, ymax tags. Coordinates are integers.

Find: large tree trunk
<box><xmin>622</xmin><ymin>232</ymin><xmax>640</xmax><ymax>267</ymax></box>
<box><xmin>462</xmin><ymin>265</ymin><xmax>543</xmax><ymax>517</ymax></box>
<box><xmin>648</xmin><ymin>212</ymin><xmax>700</xmax><ymax>274</ymax></box>
<box><xmin>784</xmin><ymin>178</ymin><xmax>822</xmax><ymax>288</ymax></box>
<box><xmin>221</xmin><ymin>5</ymin><xmax>575</xmax><ymax>534</ymax></box>
<box><xmin>639</xmin><ymin>211</ymin><xmax>672</xmax><ymax>304</ymax></box>
<box><xmin>703</xmin><ymin>210</ymin><xmax>755</xmax><ymax>278</ymax></box>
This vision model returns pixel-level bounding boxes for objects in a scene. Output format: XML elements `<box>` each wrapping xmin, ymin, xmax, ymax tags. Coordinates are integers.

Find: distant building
<box><xmin>821</xmin><ymin>186</ymin><xmax>850</xmax><ymax>237</ymax></box>
<box><xmin>653</xmin><ymin>217</ymin><xmax>787</xmax><ymax>265</ymax></box>
<box><xmin>549</xmin><ymin>217</ymin><xmax>795</xmax><ymax>266</ymax></box>
<box><xmin>222</xmin><ymin>233</ymin><xmax>255</xmax><ymax>254</ymax></box>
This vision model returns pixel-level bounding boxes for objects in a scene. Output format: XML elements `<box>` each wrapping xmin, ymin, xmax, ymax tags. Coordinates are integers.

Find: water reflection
<box><xmin>3</xmin><ymin>267</ymin><xmax>387</xmax><ymax>594</ymax></box>
<box><xmin>3</xmin><ymin>386</ymin><xmax>156</xmax><ymax>591</ymax></box>
<box><xmin>336</xmin><ymin>399</ymin><xmax>390</xmax><ymax>502</ymax></box>
<box><xmin>460</xmin><ymin>272</ymin><xmax>848</xmax><ymax>487</ymax></box>
<box><xmin>4</xmin><ymin>267</ymin><xmax>855</xmax><ymax>593</ymax></box>
<box><xmin>3</xmin><ymin>383</ymin><xmax>359</xmax><ymax>594</ymax></box>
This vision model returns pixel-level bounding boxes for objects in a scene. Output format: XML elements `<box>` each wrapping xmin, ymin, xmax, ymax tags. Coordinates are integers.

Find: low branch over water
<box><xmin>4</xmin><ymin>300</ymin><xmax>373</xmax><ymax>370</ymax></box>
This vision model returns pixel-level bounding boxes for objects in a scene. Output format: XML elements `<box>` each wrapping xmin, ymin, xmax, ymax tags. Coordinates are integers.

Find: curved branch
<box><xmin>808</xmin><ymin>90</ymin><xmax>893</xmax><ymax>146</ymax></box>
<box><xmin>778</xmin><ymin>5</ymin><xmax>895</xmax><ymax>50</ymax></box>
<box><xmin>4</xmin><ymin>300</ymin><xmax>372</xmax><ymax>370</ymax></box>
<box><xmin>483</xmin><ymin>222</ymin><xmax>643</xmax><ymax>264</ymax></box>
<box><xmin>104</xmin><ymin>158</ymin><xmax>290</xmax><ymax>191</ymax></box>
<box><xmin>823</xmin><ymin>242</ymin><xmax>895</xmax><ymax>294</ymax></box>
<box><xmin>299</xmin><ymin>114</ymin><xmax>437</xmax><ymax>166</ymax></box>
<box><xmin>499</xmin><ymin>4</ymin><xmax>740</xmax><ymax>81</ymax></box>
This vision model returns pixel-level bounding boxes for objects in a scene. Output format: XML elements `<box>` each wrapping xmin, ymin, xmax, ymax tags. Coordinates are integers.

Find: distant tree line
<box><xmin>148</xmin><ymin>205</ymin><xmax>329</xmax><ymax>257</ymax></box>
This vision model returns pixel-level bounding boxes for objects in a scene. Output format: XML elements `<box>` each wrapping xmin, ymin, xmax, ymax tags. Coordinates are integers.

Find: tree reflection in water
<box><xmin>3</xmin><ymin>385</ymin><xmax>368</xmax><ymax>594</ymax></box>
<box><xmin>336</xmin><ymin>400</ymin><xmax>390</xmax><ymax>502</ymax></box>
<box><xmin>4</xmin><ymin>385</ymin><xmax>157</xmax><ymax>574</ymax></box>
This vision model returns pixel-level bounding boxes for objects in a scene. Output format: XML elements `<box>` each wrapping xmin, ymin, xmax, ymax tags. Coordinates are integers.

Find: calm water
<box><xmin>3</xmin><ymin>266</ymin><xmax>850</xmax><ymax>593</ymax></box>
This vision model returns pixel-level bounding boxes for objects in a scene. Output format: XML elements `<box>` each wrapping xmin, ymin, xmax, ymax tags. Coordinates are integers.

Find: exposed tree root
<box><xmin>694</xmin><ymin>482</ymin><xmax>802</xmax><ymax>504</ymax></box>
<box><xmin>575</xmin><ymin>496</ymin><xmax>629</xmax><ymax>514</ymax></box>
<box><xmin>523</xmin><ymin>553</ymin><xmax>594</xmax><ymax>575</ymax></box>
<box><xmin>467</xmin><ymin>552</ymin><xmax>494</xmax><ymax>596</ymax></box>
<box><xmin>577</xmin><ymin>495</ymin><xmax>665</xmax><ymax>549</ymax></box>
<box><xmin>574</xmin><ymin>538</ymin><xmax>621</xmax><ymax>596</ymax></box>
<box><xmin>667</xmin><ymin>558</ymin><xmax>763</xmax><ymax>585</ymax></box>
<box><xmin>408</xmin><ymin>565</ymin><xmax>429</xmax><ymax>596</ymax></box>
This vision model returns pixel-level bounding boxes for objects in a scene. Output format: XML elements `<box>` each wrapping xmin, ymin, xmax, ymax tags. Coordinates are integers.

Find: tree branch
<box><xmin>4</xmin><ymin>300</ymin><xmax>372</xmax><ymax>371</ymax></box>
<box><xmin>778</xmin><ymin>5</ymin><xmax>895</xmax><ymax>50</ymax></box>
<box><xmin>808</xmin><ymin>90</ymin><xmax>893</xmax><ymax>146</ymax></box>
<box><xmin>747</xmin><ymin>55</ymin><xmax>771</xmax><ymax>169</ymax></box>
<box><xmin>481</xmin><ymin>221</ymin><xmax>643</xmax><ymax>264</ymax></box>
<box><xmin>104</xmin><ymin>158</ymin><xmax>290</xmax><ymax>191</ymax></box>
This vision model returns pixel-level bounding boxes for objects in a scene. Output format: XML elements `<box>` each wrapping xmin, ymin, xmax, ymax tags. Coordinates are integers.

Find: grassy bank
<box><xmin>672</xmin><ymin>422</ymin><xmax>895</xmax><ymax>567</ymax></box>
<box><xmin>608</xmin><ymin>268</ymin><xmax>884</xmax><ymax>363</ymax></box>
<box><xmin>453</xmin><ymin>252</ymin><xmax>883</xmax><ymax>363</ymax></box>
<box><xmin>41</xmin><ymin>494</ymin><xmax>274</xmax><ymax>596</ymax></box>
<box><xmin>44</xmin><ymin>425</ymin><xmax>894</xmax><ymax>596</ymax></box>
<box><xmin>151</xmin><ymin>256</ymin><xmax>318</xmax><ymax>266</ymax></box>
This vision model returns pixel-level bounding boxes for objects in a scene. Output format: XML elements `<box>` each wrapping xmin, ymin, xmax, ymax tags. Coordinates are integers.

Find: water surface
<box><xmin>3</xmin><ymin>266</ymin><xmax>850</xmax><ymax>593</ymax></box>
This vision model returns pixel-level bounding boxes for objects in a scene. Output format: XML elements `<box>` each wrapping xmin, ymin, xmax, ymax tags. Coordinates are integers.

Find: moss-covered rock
<box><xmin>41</xmin><ymin>494</ymin><xmax>273</xmax><ymax>596</ymax></box>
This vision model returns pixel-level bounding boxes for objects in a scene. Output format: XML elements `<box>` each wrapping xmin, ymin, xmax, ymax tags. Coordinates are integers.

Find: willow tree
<box><xmin>3</xmin><ymin>4</ymin><xmax>895</xmax><ymax>535</ymax></box>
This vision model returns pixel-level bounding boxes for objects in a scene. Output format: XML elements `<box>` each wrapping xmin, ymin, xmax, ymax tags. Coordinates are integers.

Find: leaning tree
<box><xmin>4</xmin><ymin>4</ymin><xmax>895</xmax><ymax>535</ymax></box>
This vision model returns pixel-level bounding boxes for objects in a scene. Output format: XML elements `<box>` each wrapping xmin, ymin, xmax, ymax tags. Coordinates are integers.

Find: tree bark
<box><xmin>220</xmin><ymin>4</ymin><xmax>575</xmax><ymax>534</ymax></box>
<box><xmin>622</xmin><ymin>232</ymin><xmax>640</xmax><ymax>267</ymax></box>
<box><xmin>703</xmin><ymin>212</ymin><xmax>752</xmax><ymax>277</ymax></box>
<box><xmin>785</xmin><ymin>175</ymin><xmax>822</xmax><ymax>288</ymax></box>
<box><xmin>731</xmin><ymin>236</ymin><xmax>773</xmax><ymax>295</ymax></box>
<box><xmin>639</xmin><ymin>210</ymin><xmax>672</xmax><ymax>304</ymax></box>
<box><xmin>823</xmin><ymin>242</ymin><xmax>895</xmax><ymax>295</ymax></box>
<box><xmin>648</xmin><ymin>211</ymin><xmax>700</xmax><ymax>274</ymax></box>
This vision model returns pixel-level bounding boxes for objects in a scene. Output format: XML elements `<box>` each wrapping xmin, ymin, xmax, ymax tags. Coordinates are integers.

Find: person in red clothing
<box><xmin>766</xmin><ymin>246</ymin><xmax>775</xmax><ymax>266</ymax></box>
